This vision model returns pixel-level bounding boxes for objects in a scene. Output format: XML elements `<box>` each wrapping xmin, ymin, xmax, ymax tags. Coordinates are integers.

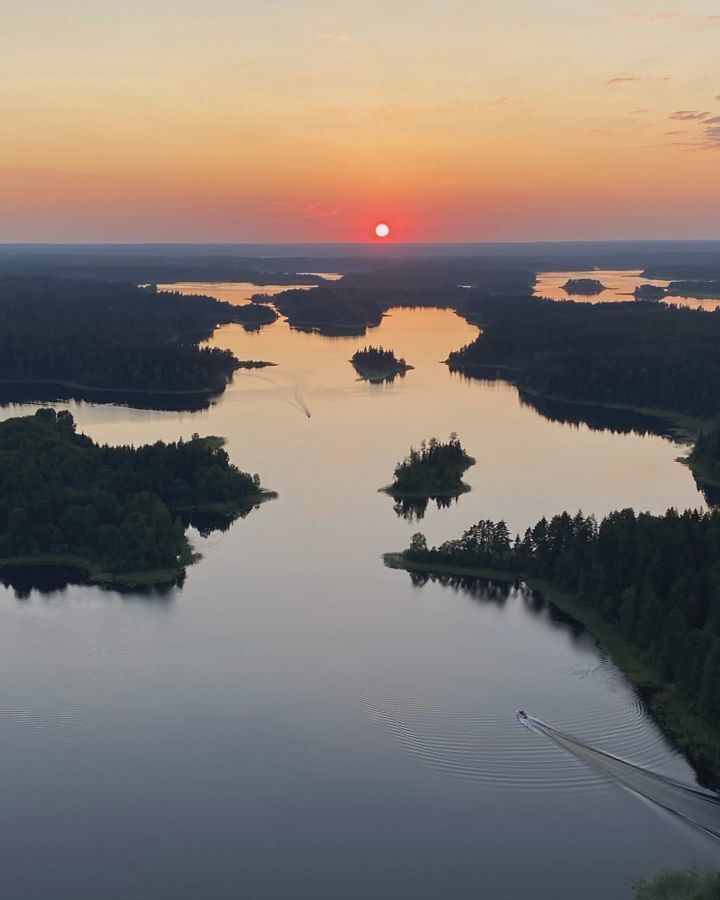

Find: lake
<box><xmin>535</xmin><ymin>269</ymin><xmax>720</xmax><ymax>311</ymax></box>
<box><xmin>0</xmin><ymin>303</ymin><xmax>717</xmax><ymax>899</ymax></box>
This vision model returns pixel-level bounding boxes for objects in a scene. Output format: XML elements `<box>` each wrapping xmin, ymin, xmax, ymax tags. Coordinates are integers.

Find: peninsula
<box><xmin>0</xmin><ymin>409</ymin><xmax>275</xmax><ymax>586</ymax></box>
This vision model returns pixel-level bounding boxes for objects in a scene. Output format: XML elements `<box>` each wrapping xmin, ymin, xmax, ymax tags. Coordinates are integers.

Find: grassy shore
<box><xmin>0</xmin><ymin>553</ymin><xmax>187</xmax><ymax>587</ymax></box>
<box><xmin>383</xmin><ymin>551</ymin><xmax>720</xmax><ymax>787</ymax></box>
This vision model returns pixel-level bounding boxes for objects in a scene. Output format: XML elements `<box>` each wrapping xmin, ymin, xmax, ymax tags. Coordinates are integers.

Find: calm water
<box><xmin>0</xmin><ymin>305</ymin><xmax>717</xmax><ymax>899</ymax></box>
<box><xmin>535</xmin><ymin>269</ymin><xmax>720</xmax><ymax>311</ymax></box>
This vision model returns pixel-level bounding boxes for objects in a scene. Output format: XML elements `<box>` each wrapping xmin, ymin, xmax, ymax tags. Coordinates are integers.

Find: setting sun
<box><xmin>375</xmin><ymin>223</ymin><xmax>390</xmax><ymax>238</ymax></box>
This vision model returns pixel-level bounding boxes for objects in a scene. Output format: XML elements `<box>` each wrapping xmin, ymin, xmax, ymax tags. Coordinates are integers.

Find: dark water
<box><xmin>0</xmin><ymin>306</ymin><xmax>717</xmax><ymax>899</ymax></box>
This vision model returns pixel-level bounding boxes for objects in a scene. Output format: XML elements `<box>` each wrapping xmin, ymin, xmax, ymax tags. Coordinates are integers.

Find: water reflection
<box><xmin>0</xmin><ymin>382</ymin><xmax>222</xmax><ymax>412</ymax></box>
<box><xmin>518</xmin><ymin>390</ymin><xmax>680</xmax><ymax>439</ymax></box>
<box><xmin>392</xmin><ymin>493</ymin><xmax>465</xmax><ymax>521</ymax></box>
<box><xmin>0</xmin><ymin>564</ymin><xmax>182</xmax><ymax>600</ymax></box>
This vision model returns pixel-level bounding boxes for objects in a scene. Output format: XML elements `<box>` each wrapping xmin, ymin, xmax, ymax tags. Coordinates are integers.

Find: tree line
<box><xmin>0</xmin><ymin>276</ymin><xmax>276</xmax><ymax>398</ymax></box>
<box><xmin>448</xmin><ymin>295</ymin><xmax>720</xmax><ymax>419</ymax></box>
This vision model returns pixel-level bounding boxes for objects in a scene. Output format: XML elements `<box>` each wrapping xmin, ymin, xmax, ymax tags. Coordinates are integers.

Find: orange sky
<box><xmin>2</xmin><ymin>1</ymin><xmax>719</xmax><ymax>241</ymax></box>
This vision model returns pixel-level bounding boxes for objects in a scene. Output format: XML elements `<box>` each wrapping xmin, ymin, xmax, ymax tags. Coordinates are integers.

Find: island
<box><xmin>0</xmin><ymin>409</ymin><xmax>275</xmax><ymax>587</ymax></box>
<box><xmin>385</xmin><ymin>505</ymin><xmax>720</xmax><ymax>787</ymax></box>
<box><xmin>381</xmin><ymin>435</ymin><xmax>475</xmax><ymax>499</ymax></box>
<box><xmin>350</xmin><ymin>346</ymin><xmax>413</xmax><ymax>382</ymax></box>
<box><xmin>633</xmin><ymin>283</ymin><xmax>666</xmax><ymax>301</ymax></box>
<box><xmin>0</xmin><ymin>276</ymin><xmax>277</xmax><ymax>409</ymax></box>
<box><xmin>562</xmin><ymin>278</ymin><xmax>606</xmax><ymax>295</ymax></box>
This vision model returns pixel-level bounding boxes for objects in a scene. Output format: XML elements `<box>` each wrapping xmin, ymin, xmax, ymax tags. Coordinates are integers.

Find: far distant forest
<box><xmin>402</xmin><ymin>506</ymin><xmax>720</xmax><ymax>780</ymax></box>
<box><xmin>448</xmin><ymin>295</ymin><xmax>720</xmax><ymax>419</ymax></box>
<box><xmin>0</xmin><ymin>409</ymin><xmax>270</xmax><ymax>581</ymax></box>
<box><xmin>0</xmin><ymin>277</ymin><xmax>276</xmax><ymax>398</ymax></box>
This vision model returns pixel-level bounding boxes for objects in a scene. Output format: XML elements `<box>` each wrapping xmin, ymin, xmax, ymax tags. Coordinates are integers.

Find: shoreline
<box><xmin>0</xmin><ymin>493</ymin><xmax>278</xmax><ymax>588</ymax></box>
<box><xmin>445</xmin><ymin>364</ymin><xmax>709</xmax><ymax>439</ymax></box>
<box><xmin>0</xmin><ymin>553</ymin><xmax>186</xmax><ymax>587</ymax></box>
<box><xmin>383</xmin><ymin>552</ymin><xmax>720</xmax><ymax>788</ymax></box>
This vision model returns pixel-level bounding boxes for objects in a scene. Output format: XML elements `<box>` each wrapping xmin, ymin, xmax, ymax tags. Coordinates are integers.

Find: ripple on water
<box><xmin>356</xmin><ymin>683</ymin><xmax>686</xmax><ymax>795</ymax></box>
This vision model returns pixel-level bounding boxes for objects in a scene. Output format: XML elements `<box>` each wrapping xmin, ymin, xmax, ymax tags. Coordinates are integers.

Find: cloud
<box><xmin>703</xmin><ymin>126</ymin><xmax>720</xmax><ymax>147</ymax></box>
<box><xmin>622</xmin><ymin>12</ymin><xmax>678</xmax><ymax>24</ymax></box>
<box><xmin>605</xmin><ymin>75</ymin><xmax>671</xmax><ymax>86</ymax></box>
<box><xmin>705</xmin><ymin>115</ymin><xmax>720</xmax><ymax>124</ymax></box>
<box><xmin>669</xmin><ymin>110</ymin><xmax>709</xmax><ymax>120</ymax></box>
<box><xmin>269</xmin><ymin>201</ymin><xmax>339</xmax><ymax>221</ymax></box>
<box><xmin>315</xmin><ymin>33</ymin><xmax>352</xmax><ymax>43</ymax></box>
<box><xmin>706</xmin><ymin>15</ymin><xmax>720</xmax><ymax>20</ymax></box>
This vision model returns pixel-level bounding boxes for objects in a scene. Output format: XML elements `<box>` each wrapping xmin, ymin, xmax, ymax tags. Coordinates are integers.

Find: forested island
<box><xmin>562</xmin><ymin>278</ymin><xmax>606</xmax><ymax>294</ymax></box>
<box><xmin>448</xmin><ymin>295</ymin><xmax>720</xmax><ymax>423</ymax></box>
<box><xmin>387</xmin><ymin>505</ymin><xmax>720</xmax><ymax>785</ymax></box>
<box><xmin>633</xmin><ymin>284</ymin><xmax>666</xmax><ymax>301</ymax></box>
<box><xmin>0</xmin><ymin>409</ymin><xmax>274</xmax><ymax>586</ymax></box>
<box><xmin>351</xmin><ymin>346</ymin><xmax>412</xmax><ymax>382</ymax></box>
<box><xmin>0</xmin><ymin>277</ymin><xmax>276</xmax><ymax>408</ymax></box>
<box><xmin>382</xmin><ymin>435</ymin><xmax>475</xmax><ymax>498</ymax></box>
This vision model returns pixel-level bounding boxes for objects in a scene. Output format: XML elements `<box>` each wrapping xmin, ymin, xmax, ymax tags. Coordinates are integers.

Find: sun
<box><xmin>374</xmin><ymin>222</ymin><xmax>390</xmax><ymax>238</ymax></box>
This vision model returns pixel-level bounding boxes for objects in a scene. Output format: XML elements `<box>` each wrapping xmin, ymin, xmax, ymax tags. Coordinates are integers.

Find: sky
<box><xmin>1</xmin><ymin>0</ymin><xmax>719</xmax><ymax>242</ymax></box>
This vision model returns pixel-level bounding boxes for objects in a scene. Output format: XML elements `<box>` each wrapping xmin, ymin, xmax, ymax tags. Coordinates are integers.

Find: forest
<box><xmin>398</xmin><ymin>505</ymin><xmax>720</xmax><ymax>780</ymax></box>
<box><xmin>386</xmin><ymin>435</ymin><xmax>475</xmax><ymax>496</ymax></box>
<box><xmin>0</xmin><ymin>276</ymin><xmax>276</xmax><ymax>400</ymax></box>
<box><xmin>0</xmin><ymin>409</ymin><xmax>271</xmax><ymax>583</ymax></box>
<box><xmin>447</xmin><ymin>295</ymin><xmax>720</xmax><ymax>420</ymax></box>
<box><xmin>688</xmin><ymin>424</ymin><xmax>720</xmax><ymax>485</ymax></box>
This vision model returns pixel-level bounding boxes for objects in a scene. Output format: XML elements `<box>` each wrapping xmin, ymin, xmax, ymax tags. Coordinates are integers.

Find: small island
<box><xmin>0</xmin><ymin>409</ymin><xmax>276</xmax><ymax>587</ymax></box>
<box><xmin>633</xmin><ymin>284</ymin><xmax>666</xmax><ymax>301</ymax></box>
<box><xmin>381</xmin><ymin>434</ymin><xmax>475</xmax><ymax>499</ymax></box>
<box><xmin>562</xmin><ymin>278</ymin><xmax>606</xmax><ymax>295</ymax></box>
<box><xmin>351</xmin><ymin>346</ymin><xmax>413</xmax><ymax>383</ymax></box>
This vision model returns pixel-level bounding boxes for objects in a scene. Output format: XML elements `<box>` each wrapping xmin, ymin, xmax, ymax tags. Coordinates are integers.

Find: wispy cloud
<box><xmin>703</xmin><ymin>126</ymin><xmax>720</xmax><ymax>147</ymax></box>
<box><xmin>706</xmin><ymin>14</ymin><xmax>720</xmax><ymax>20</ymax></box>
<box><xmin>315</xmin><ymin>33</ymin><xmax>352</xmax><ymax>43</ymax></box>
<box><xmin>605</xmin><ymin>75</ymin><xmax>671</xmax><ymax>86</ymax></box>
<box><xmin>622</xmin><ymin>12</ymin><xmax>678</xmax><ymax>24</ymax></box>
<box><xmin>269</xmin><ymin>201</ymin><xmax>339</xmax><ymax>222</ymax></box>
<box><xmin>705</xmin><ymin>115</ymin><xmax>720</xmax><ymax>124</ymax></box>
<box><xmin>669</xmin><ymin>110</ymin><xmax>709</xmax><ymax>120</ymax></box>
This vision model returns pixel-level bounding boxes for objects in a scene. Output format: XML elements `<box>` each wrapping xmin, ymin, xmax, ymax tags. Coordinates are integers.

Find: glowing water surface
<box><xmin>0</xmin><ymin>305</ymin><xmax>716</xmax><ymax>899</ymax></box>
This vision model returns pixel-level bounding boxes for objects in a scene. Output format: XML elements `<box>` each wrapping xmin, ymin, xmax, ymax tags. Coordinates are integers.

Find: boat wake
<box><xmin>519</xmin><ymin>713</ymin><xmax>720</xmax><ymax>840</ymax></box>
